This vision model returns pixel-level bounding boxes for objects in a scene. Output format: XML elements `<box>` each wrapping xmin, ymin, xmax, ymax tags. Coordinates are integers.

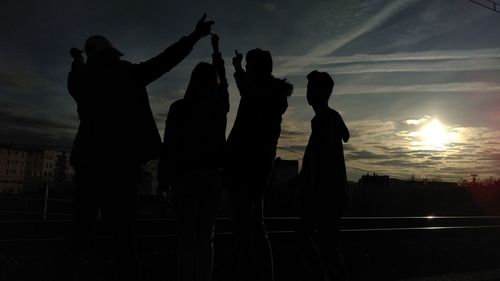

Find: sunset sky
<box><xmin>1</xmin><ymin>0</ymin><xmax>500</xmax><ymax>181</ymax></box>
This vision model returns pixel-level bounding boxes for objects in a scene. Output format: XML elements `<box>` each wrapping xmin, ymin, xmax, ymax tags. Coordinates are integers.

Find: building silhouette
<box><xmin>0</xmin><ymin>144</ymin><xmax>73</xmax><ymax>193</ymax></box>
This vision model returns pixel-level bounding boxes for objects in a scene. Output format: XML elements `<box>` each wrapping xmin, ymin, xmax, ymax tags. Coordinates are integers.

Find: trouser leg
<box><xmin>253</xmin><ymin>199</ymin><xmax>274</xmax><ymax>281</ymax></box>
<box><xmin>62</xmin><ymin>173</ymin><xmax>100</xmax><ymax>281</ymax></box>
<box><xmin>231</xmin><ymin>191</ymin><xmax>257</xmax><ymax>281</ymax></box>
<box><xmin>173</xmin><ymin>181</ymin><xmax>198</xmax><ymax>281</ymax></box>
<box><xmin>107</xmin><ymin>179</ymin><xmax>140</xmax><ymax>281</ymax></box>
<box><xmin>231</xmin><ymin>190</ymin><xmax>273</xmax><ymax>281</ymax></box>
<box><xmin>295</xmin><ymin>218</ymin><xmax>324</xmax><ymax>281</ymax></box>
<box><xmin>195</xmin><ymin>193</ymin><xmax>218</xmax><ymax>281</ymax></box>
<box><xmin>317</xmin><ymin>215</ymin><xmax>346</xmax><ymax>281</ymax></box>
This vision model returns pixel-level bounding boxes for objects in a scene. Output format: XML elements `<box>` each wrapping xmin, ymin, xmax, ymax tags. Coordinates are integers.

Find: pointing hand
<box><xmin>70</xmin><ymin>48</ymin><xmax>84</xmax><ymax>63</ymax></box>
<box><xmin>233</xmin><ymin>49</ymin><xmax>243</xmax><ymax>70</ymax></box>
<box><xmin>195</xmin><ymin>13</ymin><xmax>215</xmax><ymax>37</ymax></box>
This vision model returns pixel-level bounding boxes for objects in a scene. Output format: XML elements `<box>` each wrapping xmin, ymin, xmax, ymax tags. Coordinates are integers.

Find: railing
<box><xmin>1</xmin><ymin>216</ymin><xmax>500</xmax><ymax>243</ymax></box>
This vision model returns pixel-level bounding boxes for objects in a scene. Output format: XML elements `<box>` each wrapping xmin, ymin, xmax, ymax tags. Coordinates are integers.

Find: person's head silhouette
<box><xmin>184</xmin><ymin>62</ymin><xmax>218</xmax><ymax>101</ymax></box>
<box><xmin>246</xmin><ymin>48</ymin><xmax>272</xmax><ymax>80</ymax></box>
<box><xmin>84</xmin><ymin>35</ymin><xmax>123</xmax><ymax>60</ymax></box>
<box><xmin>306</xmin><ymin>70</ymin><xmax>334</xmax><ymax>108</ymax></box>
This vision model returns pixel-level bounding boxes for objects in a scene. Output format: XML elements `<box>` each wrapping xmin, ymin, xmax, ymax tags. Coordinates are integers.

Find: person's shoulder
<box><xmin>326</xmin><ymin>107</ymin><xmax>344</xmax><ymax>120</ymax></box>
<box><xmin>314</xmin><ymin>108</ymin><xmax>341</xmax><ymax>126</ymax></box>
<box><xmin>167</xmin><ymin>99</ymin><xmax>187</xmax><ymax>115</ymax></box>
<box><xmin>170</xmin><ymin>99</ymin><xmax>186</xmax><ymax>110</ymax></box>
<box><xmin>115</xmin><ymin>60</ymin><xmax>134</xmax><ymax>72</ymax></box>
<box><xmin>271</xmin><ymin>77</ymin><xmax>293</xmax><ymax>97</ymax></box>
<box><xmin>316</xmin><ymin>107</ymin><xmax>337</xmax><ymax>118</ymax></box>
<box><xmin>118</xmin><ymin>59</ymin><xmax>133</xmax><ymax>66</ymax></box>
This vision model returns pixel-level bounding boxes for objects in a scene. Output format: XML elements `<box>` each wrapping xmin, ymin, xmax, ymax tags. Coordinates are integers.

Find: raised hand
<box><xmin>211</xmin><ymin>33</ymin><xmax>220</xmax><ymax>52</ymax></box>
<box><xmin>70</xmin><ymin>47</ymin><xmax>84</xmax><ymax>63</ymax></box>
<box><xmin>195</xmin><ymin>13</ymin><xmax>215</xmax><ymax>37</ymax></box>
<box><xmin>233</xmin><ymin>49</ymin><xmax>243</xmax><ymax>71</ymax></box>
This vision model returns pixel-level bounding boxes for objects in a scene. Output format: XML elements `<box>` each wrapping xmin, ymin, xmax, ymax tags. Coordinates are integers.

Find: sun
<box><xmin>417</xmin><ymin>119</ymin><xmax>457</xmax><ymax>149</ymax></box>
<box><xmin>420</xmin><ymin>119</ymin><xmax>447</xmax><ymax>147</ymax></box>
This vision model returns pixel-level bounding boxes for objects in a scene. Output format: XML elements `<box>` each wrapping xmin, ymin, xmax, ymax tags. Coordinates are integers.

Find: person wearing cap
<box><xmin>64</xmin><ymin>14</ymin><xmax>214</xmax><ymax>281</ymax></box>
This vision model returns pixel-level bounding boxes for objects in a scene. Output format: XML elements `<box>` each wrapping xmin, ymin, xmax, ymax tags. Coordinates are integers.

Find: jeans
<box><xmin>229</xmin><ymin>184</ymin><xmax>274</xmax><ymax>281</ymax></box>
<box><xmin>296</xmin><ymin>188</ymin><xmax>346</xmax><ymax>281</ymax></box>
<box><xmin>65</xmin><ymin>165</ymin><xmax>141</xmax><ymax>281</ymax></box>
<box><xmin>172</xmin><ymin>169</ymin><xmax>221</xmax><ymax>281</ymax></box>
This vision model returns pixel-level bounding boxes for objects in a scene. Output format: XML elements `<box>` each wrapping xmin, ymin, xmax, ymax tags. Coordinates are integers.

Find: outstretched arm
<box><xmin>136</xmin><ymin>14</ymin><xmax>215</xmax><ymax>86</ymax></box>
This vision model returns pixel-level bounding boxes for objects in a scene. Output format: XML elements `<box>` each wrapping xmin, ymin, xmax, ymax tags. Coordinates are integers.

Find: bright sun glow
<box><xmin>417</xmin><ymin>119</ymin><xmax>457</xmax><ymax>150</ymax></box>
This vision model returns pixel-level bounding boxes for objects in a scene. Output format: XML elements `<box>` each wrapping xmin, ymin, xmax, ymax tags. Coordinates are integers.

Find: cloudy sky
<box><xmin>1</xmin><ymin>0</ymin><xmax>500</xmax><ymax>181</ymax></box>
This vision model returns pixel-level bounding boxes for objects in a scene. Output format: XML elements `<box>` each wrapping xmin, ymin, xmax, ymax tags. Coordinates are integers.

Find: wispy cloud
<box><xmin>0</xmin><ymin>109</ymin><xmax>76</xmax><ymax>146</ymax></box>
<box><xmin>275</xmin><ymin>48</ymin><xmax>500</xmax><ymax>76</ymax></box>
<box><xmin>347</xmin><ymin>119</ymin><xmax>500</xmax><ymax>181</ymax></box>
<box><xmin>335</xmin><ymin>82</ymin><xmax>500</xmax><ymax>95</ymax></box>
<box><xmin>278</xmin><ymin>0</ymin><xmax>418</xmax><ymax>75</ymax></box>
<box><xmin>288</xmin><ymin>82</ymin><xmax>500</xmax><ymax>97</ymax></box>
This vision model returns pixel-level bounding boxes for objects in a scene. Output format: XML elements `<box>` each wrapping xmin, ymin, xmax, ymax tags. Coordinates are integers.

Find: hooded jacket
<box><xmin>225</xmin><ymin>69</ymin><xmax>293</xmax><ymax>191</ymax></box>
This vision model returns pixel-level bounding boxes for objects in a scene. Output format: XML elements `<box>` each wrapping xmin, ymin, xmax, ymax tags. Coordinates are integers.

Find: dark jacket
<box><xmin>158</xmin><ymin>51</ymin><xmax>229</xmax><ymax>185</ymax></box>
<box><xmin>67</xmin><ymin>35</ymin><xmax>200</xmax><ymax>168</ymax></box>
<box><xmin>225</xmin><ymin>70</ymin><xmax>293</xmax><ymax>191</ymax></box>
<box><xmin>298</xmin><ymin>107</ymin><xmax>350</xmax><ymax>207</ymax></box>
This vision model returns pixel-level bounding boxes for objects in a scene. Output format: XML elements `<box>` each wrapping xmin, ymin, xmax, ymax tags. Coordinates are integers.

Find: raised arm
<box><xmin>211</xmin><ymin>34</ymin><xmax>229</xmax><ymax>113</ymax></box>
<box><xmin>135</xmin><ymin>14</ymin><xmax>214</xmax><ymax>86</ymax></box>
<box><xmin>211</xmin><ymin>34</ymin><xmax>228</xmax><ymax>89</ymax></box>
<box><xmin>67</xmin><ymin>48</ymin><xmax>86</xmax><ymax>102</ymax></box>
<box><xmin>232</xmin><ymin>49</ymin><xmax>249</xmax><ymax>97</ymax></box>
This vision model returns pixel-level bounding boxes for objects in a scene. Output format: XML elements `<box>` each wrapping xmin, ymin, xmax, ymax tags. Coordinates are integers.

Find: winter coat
<box><xmin>67</xmin><ymin>35</ymin><xmax>199</xmax><ymax>168</ymax></box>
<box><xmin>225</xmin><ymin>70</ymin><xmax>293</xmax><ymax>193</ymax></box>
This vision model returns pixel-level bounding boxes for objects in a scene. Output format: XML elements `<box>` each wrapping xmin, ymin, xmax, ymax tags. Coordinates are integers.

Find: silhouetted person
<box><xmin>157</xmin><ymin>33</ymin><xmax>229</xmax><ymax>281</ymax></box>
<box><xmin>64</xmin><ymin>14</ymin><xmax>214</xmax><ymax>281</ymax></box>
<box><xmin>294</xmin><ymin>71</ymin><xmax>350</xmax><ymax>281</ymax></box>
<box><xmin>225</xmin><ymin>48</ymin><xmax>293</xmax><ymax>281</ymax></box>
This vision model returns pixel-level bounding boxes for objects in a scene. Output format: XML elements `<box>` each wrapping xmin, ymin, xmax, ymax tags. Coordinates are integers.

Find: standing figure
<box><xmin>65</xmin><ymin>14</ymin><xmax>214</xmax><ymax>281</ymax></box>
<box><xmin>158</xmin><ymin>33</ymin><xmax>229</xmax><ymax>281</ymax></box>
<box><xmin>295</xmin><ymin>71</ymin><xmax>350</xmax><ymax>281</ymax></box>
<box><xmin>225</xmin><ymin>48</ymin><xmax>293</xmax><ymax>281</ymax></box>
